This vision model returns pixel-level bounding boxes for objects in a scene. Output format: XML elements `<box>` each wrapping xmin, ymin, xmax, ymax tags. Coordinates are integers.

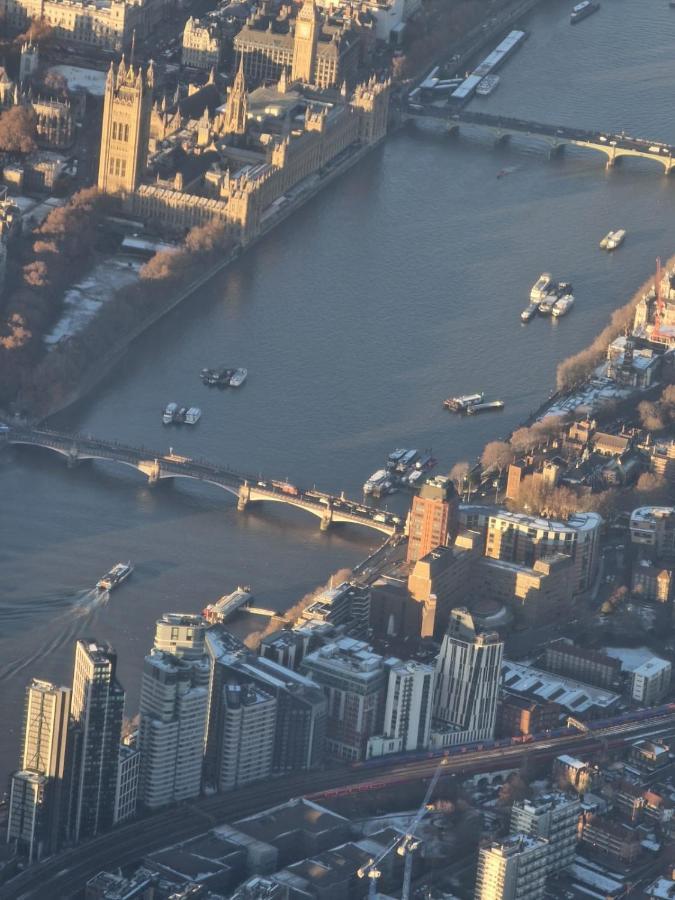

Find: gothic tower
<box><xmin>291</xmin><ymin>0</ymin><xmax>319</xmax><ymax>85</ymax></box>
<box><xmin>223</xmin><ymin>59</ymin><xmax>248</xmax><ymax>137</ymax></box>
<box><xmin>98</xmin><ymin>60</ymin><xmax>153</xmax><ymax>196</ymax></box>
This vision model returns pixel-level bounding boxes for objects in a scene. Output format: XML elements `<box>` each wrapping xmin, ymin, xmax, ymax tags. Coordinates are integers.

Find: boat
<box><xmin>552</xmin><ymin>294</ymin><xmax>575</xmax><ymax>317</ymax></box>
<box><xmin>521</xmin><ymin>303</ymin><xmax>538</xmax><ymax>322</ymax></box>
<box><xmin>201</xmin><ymin>365</ymin><xmax>235</xmax><ymax>386</ymax></box>
<box><xmin>396</xmin><ymin>449</ymin><xmax>419</xmax><ymax>472</ymax></box>
<box><xmin>476</xmin><ymin>74</ymin><xmax>500</xmax><ymax>96</ymax></box>
<box><xmin>538</xmin><ymin>293</ymin><xmax>558</xmax><ymax>315</ymax></box>
<box><xmin>184</xmin><ymin>407</ymin><xmax>201</xmax><ymax>425</ymax></box>
<box><xmin>387</xmin><ymin>448</ymin><xmax>407</xmax><ymax>469</ymax></box>
<box><xmin>229</xmin><ymin>368</ymin><xmax>247</xmax><ymax>387</ymax></box>
<box><xmin>599</xmin><ymin>230</ymin><xmax>613</xmax><ymax>249</ymax></box>
<box><xmin>606</xmin><ymin>229</ymin><xmax>626</xmax><ymax>250</ymax></box>
<box><xmin>97</xmin><ymin>561</ymin><xmax>133</xmax><ymax>592</ymax></box>
<box><xmin>530</xmin><ymin>273</ymin><xmax>553</xmax><ymax>302</ymax></box>
<box><xmin>162</xmin><ymin>402</ymin><xmax>178</xmax><ymax>425</ymax></box>
<box><xmin>466</xmin><ymin>400</ymin><xmax>505</xmax><ymax>414</ymax></box>
<box><xmin>444</xmin><ymin>392</ymin><xmax>484</xmax><ymax>412</ymax></box>
<box><xmin>570</xmin><ymin>0</ymin><xmax>599</xmax><ymax>23</ymax></box>
<box><xmin>364</xmin><ymin>469</ymin><xmax>388</xmax><ymax>495</ymax></box>
<box><xmin>557</xmin><ymin>281</ymin><xmax>573</xmax><ymax>296</ymax></box>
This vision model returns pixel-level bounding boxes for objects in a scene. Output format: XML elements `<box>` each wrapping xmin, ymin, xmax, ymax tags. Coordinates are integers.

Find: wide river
<box><xmin>2</xmin><ymin>0</ymin><xmax>675</xmax><ymax>783</ymax></box>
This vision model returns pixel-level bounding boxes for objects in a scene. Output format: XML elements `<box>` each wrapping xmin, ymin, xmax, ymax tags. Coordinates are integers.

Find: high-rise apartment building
<box><xmin>485</xmin><ymin>510</ymin><xmax>602</xmax><ymax>594</ymax></box>
<box><xmin>98</xmin><ymin>60</ymin><xmax>153</xmax><ymax>196</ymax></box>
<box><xmin>138</xmin><ymin>615</ymin><xmax>209</xmax><ymax>810</ymax></box>
<box><xmin>301</xmin><ymin>638</ymin><xmax>387</xmax><ymax>761</ymax></box>
<box><xmin>432</xmin><ymin>609</ymin><xmax>503</xmax><ymax>747</ymax></box>
<box><xmin>219</xmin><ymin>682</ymin><xmax>276</xmax><ymax>791</ymax></box>
<box><xmin>406</xmin><ymin>476</ymin><xmax>459</xmax><ymax>564</ymax></box>
<box><xmin>510</xmin><ymin>794</ymin><xmax>580</xmax><ymax>875</ymax></box>
<box><xmin>204</xmin><ymin>629</ymin><xmax>326</xmax><ymax>786</ymax></box>
<box><xmin>6</xmin><ymin>772</ymin><xmax>48</xmax><ymax>863</ymax></box>
<box><xmin>475</xmin><ymin>835</ymin><xmax>549</xmax><ymax>900</ymax></box>
<box><xmin>368</xmin><ymin>659</ymin><xmax>435</xmax><ymax>758</ymax></box>
<box><xmin>68</xmin><ymin>641</ymin><xmax>125</xmax><ymax>843</ymax></box>
<box><xmin>6</xmin><ymin>679</ymin><xmax>71</xmax><ymax>860</ymax></box>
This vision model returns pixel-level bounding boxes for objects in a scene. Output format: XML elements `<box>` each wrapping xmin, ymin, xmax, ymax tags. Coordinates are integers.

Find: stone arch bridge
<box><xmin>3</xmin><ymin>428</ymin><xmax>403</xmax><ymax>536</ymax></box>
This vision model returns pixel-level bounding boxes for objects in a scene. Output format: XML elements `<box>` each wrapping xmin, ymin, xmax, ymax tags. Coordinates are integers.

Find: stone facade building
<box><xmin>0</xmin><ymin>66</ymin><xmax>73</xmax><ymax>150</ymax></box>
<box><xmin>96</xmin><ymin>58</ymin><xmax>390</xmax><ymax>244</ymax></box>
<box><xmin>182</xmin><ymin>17</ymin><xmax>222</xmax><ymax>70</ymax></box>
<box><xmin>0</xmin><ymin>0</ymin><xmax>166</xmax><ymax>51</ymax></box>
<box><xmin>234</xmin><ymin>0</ymin><xmax>359</xmax><ymax>89</ymax></box>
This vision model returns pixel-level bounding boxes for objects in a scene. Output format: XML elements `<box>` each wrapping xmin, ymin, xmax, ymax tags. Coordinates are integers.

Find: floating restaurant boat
<box><xmin>530</xmin><ymin>273</ymin><xmax>553</xmax><ymax>302</ymax></box>
<box><xmin>97</xmin><ymin>562</ymin><xmax>133</xmax><ymax>592</ymax></box>
<box><xmin>444</xmin><ymin>392</ymin><xmax>484</xmax><ymax>412</ymax></box>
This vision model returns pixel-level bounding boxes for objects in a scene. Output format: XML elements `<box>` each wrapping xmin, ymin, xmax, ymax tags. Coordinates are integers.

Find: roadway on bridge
<box><xmin>3</xmin><ymin>714</ymin><xmax>674</xmax><ymax>899</ymax></box>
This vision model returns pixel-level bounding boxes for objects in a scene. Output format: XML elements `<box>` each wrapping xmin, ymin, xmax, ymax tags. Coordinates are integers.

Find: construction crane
<box><xmin>357</xmin><ymin>758</ymin><xmax>449</xmax><ymax>899</ymax></box>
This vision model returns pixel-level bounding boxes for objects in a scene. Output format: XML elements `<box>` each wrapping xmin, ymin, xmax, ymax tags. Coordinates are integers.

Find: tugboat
<box><xmin>97</xmin><ymin>562</ymin><xmax>133</xmax><ymax>592</ymax></box>
<box><xmin>229</xmin><ymin>368</ymin><xmax>247</xmax><ymax>387</ymax></box>
<box><xmin>521</xmin><ymin>303</ymin><xmax>539</xmax><ymax>322</ymax></box>
<box><xmin>175</xmin><ymin>407</ymin><xmax>188</xmax><ymax>424</ymax></box>
<box><xmin>201</xmin><ymin>365</ymin><xmax>235</xmax><ymax>386</ymax></box>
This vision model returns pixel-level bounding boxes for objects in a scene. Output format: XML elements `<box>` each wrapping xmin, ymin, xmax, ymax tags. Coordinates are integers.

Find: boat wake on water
<box><xmin>0</xmin><ymin>589</ymin><xmax>103</xmax><ymax>682</ymax></box>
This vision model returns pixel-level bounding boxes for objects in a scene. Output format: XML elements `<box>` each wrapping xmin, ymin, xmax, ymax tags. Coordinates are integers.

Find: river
<box><xmin>2</xmin><ymin>0</ymin><xmax>675</xmax><ymax>784</ymax></box>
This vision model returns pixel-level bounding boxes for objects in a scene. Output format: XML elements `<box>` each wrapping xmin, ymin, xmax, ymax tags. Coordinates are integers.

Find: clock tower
<box><xmin>291</xmin><ymin>0</ymin><xmax>319</xmax><ymax>84</ymax></box>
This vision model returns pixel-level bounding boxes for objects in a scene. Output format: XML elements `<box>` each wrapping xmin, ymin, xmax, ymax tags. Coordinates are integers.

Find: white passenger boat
<box><xmin>552</xmin><ymin>294</ymin><xmax>575</xmax><ymax>317</ymax></box>
<box><xmin>184</xmin><ymin>407</ymin><xmax>201</xmax><ymax>425</ymax></box>
<box><xmin>606</xmin><ymin>229</ymin><xmax>626</xmax><ymax>250</ymax></box>
<box><xmin>229</xmin><ymin>368</ymin><xmax>248</xmax><ymax>387</ymax></box>
<box><xmin>97</xmin><ymin>562</ymin><xmax>133</xmax><ymax>592</ymax></box>
<box><xmin>162</xmin><ymin>402</ymin><xmax>178</xmax><ymax>425</ymax></box>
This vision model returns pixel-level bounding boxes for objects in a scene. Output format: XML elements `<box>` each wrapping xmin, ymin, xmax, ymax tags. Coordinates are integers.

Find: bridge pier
<box><xmin>66</xmin><ymin>450</ymin><xmax>79</xmax><ymax>468</ymax></box>
<box><xmin>238</xmin><ymin>482</ymin><xmax>251</xmax><ymax>512</ymax></box>
<box><xmin>320</xmin><ymin>506</ymin><xmax>333</xmax><ymax>532</ymax></box>
<box><xmin>548</xmin><ymin>143</ymin><xmax>565</xmax><ymax>159</ymax></box>
<box><xmin>447</xmin><ymin>123</ymin><xmax>459</xmax><ymax>138</ymax></box>
<box><xmin>494</xmin><ymin>132</ymin><xmax>510</xmax><ymax>148</ymax></box>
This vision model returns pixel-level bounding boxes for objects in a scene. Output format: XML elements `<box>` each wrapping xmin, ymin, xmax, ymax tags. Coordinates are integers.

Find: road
<box><xmin>2</xmin><ymin>714</ymin><xmax>674</xmax><ymax>899</ymax></box>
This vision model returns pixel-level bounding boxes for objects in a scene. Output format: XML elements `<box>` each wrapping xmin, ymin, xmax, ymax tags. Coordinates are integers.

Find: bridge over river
<box><xmin>408</xmin><ymin>104</ymin><xmax>675</xmax><ymax>172</ymax></box>
<box><xmin>2</xmin><ymin>427</ymin><xmax>403</xmax><ymax>536</ymax></box>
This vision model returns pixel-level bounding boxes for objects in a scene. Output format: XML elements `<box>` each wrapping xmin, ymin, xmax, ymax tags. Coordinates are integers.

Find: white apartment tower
<box><xmin>510</xmin><ymin>793</ymin><xmax>580</xmax><ymax>875</ymax></box>
<box><xmin>432</xmin><ymin>608</ymin><xmax>503</xmax><ymax>746</ymax></box>
<box><xmin>218</xmin><ymin>682</ymin><xmax>276</xmax><ymax>791</ymax></box>
<box><xmin>475</xmin><ymin>835</ymin><xmax>549</xmax><ymax>900</ymax></box>
<box><xmin>371</xmin><ymin>659</ymin><xmax>434</xmax><ymax>756</ymax></box>
<box><xmin>138</xmin><ymin>615</ymin><xmax>209</xmax><ymax>809</ymax></box>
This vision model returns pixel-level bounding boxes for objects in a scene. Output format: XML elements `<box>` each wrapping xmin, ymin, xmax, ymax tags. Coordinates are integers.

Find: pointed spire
<box><xmin>118</xmin><ymin>54</ymin><xmax>126</xmax><ymax>83</ymax></box>
<box><xmin>340</xmin><ymin>80</ymin><xmax>347</xmax><ymax>99</ymax></box>
<box><xmin>208</xmin><ymin>66</ymin><xmax>215</xmax><ymax>85</ymax></box>
<box><xmin>147</xmin><ymin>59</ymin><xmax>155</xmax><ymax>89</ymax></box>
<box><xmin>278</xmin><ymin>67</ymin><xmax>288</xmax><ymax>94</ymax></box>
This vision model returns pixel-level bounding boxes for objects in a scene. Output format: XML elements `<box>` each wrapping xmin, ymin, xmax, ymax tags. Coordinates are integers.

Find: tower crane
<box><xmin>357</xmin><ymin>757</ymin><xmax>449</xmax><ymax>899</ymax></box>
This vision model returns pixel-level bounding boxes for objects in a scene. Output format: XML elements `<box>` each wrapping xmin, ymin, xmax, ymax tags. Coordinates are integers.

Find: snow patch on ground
<box><xmin>44</xmin><ymin>255</ymin><xmax>141</xmax><ymax>347</ymax></box>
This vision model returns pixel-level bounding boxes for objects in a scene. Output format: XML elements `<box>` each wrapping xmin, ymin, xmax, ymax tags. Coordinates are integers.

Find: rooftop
<box><xmin>502</xmin><ymin>660</ymin><xmax>620</xmax><ymax>713</ymax></box>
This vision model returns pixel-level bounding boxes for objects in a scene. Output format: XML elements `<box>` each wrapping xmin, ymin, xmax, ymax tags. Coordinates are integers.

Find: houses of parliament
<box><xmin>97</xmin><ymin>0</ymin><xmax>390</xmax><ymax>244</ymax></box>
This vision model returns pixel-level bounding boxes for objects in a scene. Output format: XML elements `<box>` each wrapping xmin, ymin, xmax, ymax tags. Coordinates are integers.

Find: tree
<box><xmin>481</xmin><ymin>440</ymin><xmax>512</xmax><ymax>474</ymax></box>
<box><xmin>638</xmin><ymin>400</ymin><xmax>665</xmax><ymax>432</ymax></box>
<box><xmin>43</xmin><ymin>71</ymin><xmax>68</xmax><ymax>94</ymax></box>
<box><xmin>0</xmin><ymin>106</ymin><xmax>37</xmax><ymax>154</ymax></box>
<box><xmin>497</xmin><ymin>773</ymin><xmax>530</xmax><ymax>807</ymax></box>
<box><xmin>19</xmin><ymin>17</ymin><xmax>53</xmax><ymax>45</ymax></box>
<box><xmin>23</xmin><ymin>260</ymin><xmax>48</xmax><ymax>287</ymax></box>
<box><xmin>449</xmin><ymin>460</ymin><xmax>470</xmax><ymax>489</ymax></box>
